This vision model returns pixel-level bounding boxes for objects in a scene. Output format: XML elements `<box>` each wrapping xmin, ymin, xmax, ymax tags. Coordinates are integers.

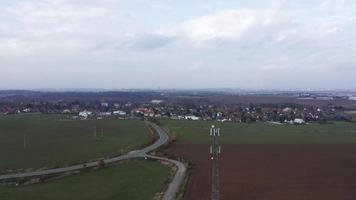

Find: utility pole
<box><xmin>210</xmin><ymin>125</ymin><xmax>221</xmax><ymax>200</ymax></box>
<box><xmin>23</xmin><ymin>134</ymin><xmax>27</xmax><ymax>150</ymax></box>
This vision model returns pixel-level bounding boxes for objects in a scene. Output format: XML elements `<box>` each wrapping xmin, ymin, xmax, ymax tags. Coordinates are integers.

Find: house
<box><xmin>132</xmin><ymin>108</ymin><xmax>155</xmax><ymax>117</ymax></box>
<box><xmin>62</xmin><ymin>109</ymin><xmax>71</xmax><ymax>114</ymax></box>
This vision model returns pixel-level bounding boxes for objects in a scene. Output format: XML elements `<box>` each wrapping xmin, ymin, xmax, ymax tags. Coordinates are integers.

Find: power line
<box><xmin>210</xmin><ymin>125</ymin><xmax>221</xmax><ymax>200</ymax></box>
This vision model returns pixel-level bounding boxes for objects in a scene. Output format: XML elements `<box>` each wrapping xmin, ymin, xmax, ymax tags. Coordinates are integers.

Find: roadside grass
<box><xmin>0</xmin><ymin>114</ymin><xmax>150</xmax><ymax>170</ymax></box>
<box><xmin>160</xmin><ymin>119</ymin><xmax>356</xmax><ymax>144</ymax></box>
<box><xmin>0</xmin><ymin>160</ymin><xmax>170</xmax><ymax>200</ymax></box>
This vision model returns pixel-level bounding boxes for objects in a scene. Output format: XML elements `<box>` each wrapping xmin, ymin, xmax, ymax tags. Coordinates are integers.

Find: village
<box><xmin>0</xmin><ymin>95</ymin><xmax>353</xmax><ymax>125</ymax></box>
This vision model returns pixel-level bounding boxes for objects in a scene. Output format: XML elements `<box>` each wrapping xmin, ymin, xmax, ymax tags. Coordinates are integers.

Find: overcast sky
<box><xmin>1</xmin><ymin>0</ymin><xmax>356</xmax><ymax>90</ymax></box>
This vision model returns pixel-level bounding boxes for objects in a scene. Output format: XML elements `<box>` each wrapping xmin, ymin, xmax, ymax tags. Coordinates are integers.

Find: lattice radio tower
<box><xmin>210</xmin><ymin>125</ymin><xmax>221</xmax><ymax>200</ymax></box>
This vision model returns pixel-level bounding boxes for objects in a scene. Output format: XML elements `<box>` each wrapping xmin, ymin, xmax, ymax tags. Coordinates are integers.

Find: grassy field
<box><xmin>0</xmin><ymin>160</ymin><xmax>170</xmax><ymax>200</ymax></box>
<box><xmin>0</xmin><ymin>114</ymin><xmax>151</xmax><ymax>170</ymax></box>
<box><xmin>160</xmin><ymin>120</ymin><xmax>356</xmax><ymax>144</ymax></box>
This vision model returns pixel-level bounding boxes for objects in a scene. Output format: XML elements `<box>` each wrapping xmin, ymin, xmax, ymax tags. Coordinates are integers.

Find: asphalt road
<box><xmin>0</xmin><ymin>122</ymin><xmax>186</xmax><ymax>200</ymax></box>
<box><xmin>149</xmin><ymin>155</ymin><xmax>186</xmax><ymax>200</ymax></box>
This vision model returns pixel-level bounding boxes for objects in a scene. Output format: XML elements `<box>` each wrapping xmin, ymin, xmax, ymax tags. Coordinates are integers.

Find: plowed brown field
<box><xmin>164</xmin><ymin>144</ymin><xmax>356</xmax><ymax>200</ymax></box>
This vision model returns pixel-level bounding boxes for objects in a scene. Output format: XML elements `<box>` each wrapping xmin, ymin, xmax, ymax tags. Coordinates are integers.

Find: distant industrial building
<box><xmin>151</xmin><ymin>100</ymin><xmax>163</xmax><ymax>104</ymax></box>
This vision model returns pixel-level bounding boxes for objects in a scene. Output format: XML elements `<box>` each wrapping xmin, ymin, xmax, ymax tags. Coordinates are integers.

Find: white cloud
<box><xmin>307</xmin><ymin>20</ymin><xmax>342</xmax><ymax>38</ymax></box>
<box><xmin>191</xmin><ymin>60</ymin><xmax>206</xmax><ymax>71</ymax></box>
<box><xmin>274</xmin><ymin>29</ymin><xmax>297</xmax><ymax>42</ymax></box>
<box><xmin>1</xmin><ymin>0</ymin><xmax>356</xmax><ymax>90</ymax></box>
<box><xmin>130</xmin><ymin>33</ymin><xmax>176</xmax><ymax>51</ymax></box>
<box><xmin>182</xmin><ymin>9</ymin><xmax>277</xmax><ymax>43</ymax></box>
<box><xmin>0</xmin><ymin>0</ymin><xmax>120</xmax><ymax>57</ymax></box>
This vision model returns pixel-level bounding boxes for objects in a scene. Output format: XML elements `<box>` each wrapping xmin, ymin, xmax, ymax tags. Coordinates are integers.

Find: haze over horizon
<box><xmin>1</xmin><ymin>0</ymin><xmax>356</xmax><ymax>90</ymax></box>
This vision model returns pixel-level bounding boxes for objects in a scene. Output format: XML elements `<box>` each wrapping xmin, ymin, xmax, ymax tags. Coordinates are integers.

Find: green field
<box><xmin>0</xmin><ymin>160</ymin><xmax>170</xmax><ymax>200</ymax></box>
<box><xmin>0</xmin><ymin>114</ymin><xmax>151</xmax><ymax>170</ymax></box>
<box><xmin>160</xmin><ymin>120</ymin><xmax>356</xmax><ymax>144</ymax></box>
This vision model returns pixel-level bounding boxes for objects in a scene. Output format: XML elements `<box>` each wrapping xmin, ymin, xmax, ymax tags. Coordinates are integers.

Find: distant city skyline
<box><xmin>1</xmin><ymin>0</ymin><xmax>356</xmax><ymax>90</ymax></box>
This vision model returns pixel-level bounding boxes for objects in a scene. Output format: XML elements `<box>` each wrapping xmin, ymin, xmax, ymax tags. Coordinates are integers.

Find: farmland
<box><xmin>0</xmin><ymin>114</ymin><xmax>151</xmax><ymax>170</ymax></box>
<box><xmin>0</xmin><ymin>160</ymin><xmax>170</xmax><ymax>200</ymax></box>
<box><xmin>160</xmin><ymin>120</ymin><xmax>356</xmax><ymax>200</ymax></box>
<box><xmin>161</xmin><ymin>120</ymin><xmax>356</xmax><ymax>144</ymax></box>
<box><xmin>165</xmin><ymin>144</ymin><xmax>356</xmax><ymax>200</ymax></box>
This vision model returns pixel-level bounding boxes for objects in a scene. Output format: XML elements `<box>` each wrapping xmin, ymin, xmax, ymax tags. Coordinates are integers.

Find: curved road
<box><xmin>0</xmin><ymin>122</ymin><xmax>186</xmax><ymax>200</ymax></box>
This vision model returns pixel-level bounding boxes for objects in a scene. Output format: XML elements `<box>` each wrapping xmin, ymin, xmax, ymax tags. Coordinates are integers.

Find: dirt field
<box><xmin>164</xmin><ymin>144</ymin><xmax>356</xmax><ymax>200</ymax></box>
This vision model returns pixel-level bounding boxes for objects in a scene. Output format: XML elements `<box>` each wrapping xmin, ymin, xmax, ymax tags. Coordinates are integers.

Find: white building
<box><xmin>151</xmin><ymin>100</ymin><xmax>163</xmax><ymax>104</ymax></box>
<box><xmin>293</xmin><ymin>118</ymin><xmax>305</xmax><ymax>125</ymax></box>
<box><xmin>283</xmin><ymin>107</ymin><xmax>293</xmax><ymax>113</ymax></box>
<box><xmin>113</xmin><ymin>110</ymin><xmax>126</xmax><ymax>116</ymax></box>
<box><xmin>185</xmin><ymin>115</ymin><xmax>200</xmax><ymax>120</ymax></box>
<box><xmin>79</xmin><ymin>111</ymin><xmax>92</xmax><ymax>119</ymax></box>
<box><xmin>99</xmin><ymin>112</ymin><xmax>112</xmax><ymax>116</ymax></box>
<box><xmin>101</xmin><ymin>102</ymin><xmax>109</xmax><ymax>107</ymax></box>
<box><xmin>349</xmin><ymin>96</ymin><xmax>356</xmax><ymax>101</ymax></box>
<box><xmin>22</xmin><ymin>108</ymin><xmax>31</xmax><ymax>113</ymax></box>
